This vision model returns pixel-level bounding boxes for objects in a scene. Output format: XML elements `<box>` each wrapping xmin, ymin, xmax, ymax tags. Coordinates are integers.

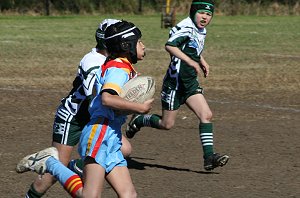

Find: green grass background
<box><xmin>0</xmin><ymin>15</ymin><xmax>299</xmax><ymax>108</ymax></box>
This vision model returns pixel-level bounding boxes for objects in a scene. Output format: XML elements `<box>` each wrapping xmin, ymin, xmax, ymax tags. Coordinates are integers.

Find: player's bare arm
<box><xmin>165</xmin><ymin>45</ymin><xmax>201</xmax><ymax>75</ymax></box>
<box><xmin>101</xmin><ymin>91</ymin><xmax>153</xmax><ymax>114</ymax></box>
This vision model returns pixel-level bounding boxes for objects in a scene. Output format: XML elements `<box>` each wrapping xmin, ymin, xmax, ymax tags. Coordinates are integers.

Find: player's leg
<box><xmin>17</xmin><ymin>147</ymin><xmax>84</xmax><ymax>197</ymax></box>
<box><xmin>186</xmin><ymin>93</ymin><xmax>213</xmax><ymax>156</ymax></box>
<box><xmin>121</xmin><ymin>134</ymin><xmax>132</xmax><ymax>157</ymax></box>
<box><xmin>125</xmin><ymin>86</ymin><xmax>180</xmax><ymax>138</ymax></box>
<box><xmin>81</xmin><ymin>157</ymin><xmax>105</xmax><ymax>198</ymax></box>
<box><xmin>25</xmin><ymin>105</ymin><xmax>82</xmax><ymax>197</ymax></box>
<box><xmin>125</xmin><ymin>113</ymin><xmax>162</xmax><ymax>138</ymax></box>
<box><xmin>28</xmin><ymin>143</ymin><xmax>74</xmax><ymax>197</ymax></box>
<box><xmin>186</xmin><ymin>93</ymin><xmax>212</xmax><ymax>123</ymax></box>
<box><xmin>160</xmin><ymin>109</ymin><xmax>178</xmax><ymax>130</ymax></box>
<box><xmin>125</xmin><ymin>110</ymin><xmax>178</xmax><ymax>138</ymax></box>
<box><xmin>105</xmin><ymin>166</ymin><xmax>137</xmax><ymax>198</ymax></box>
<box><xmin>68</xmin><ymin>134</ymin><xmax>132</xmax><ymax>178</ymax></box>
<box><xmin>186</xmin><ymin>93</ymin><xmax>229</xmax><ymax>171</ymax></box>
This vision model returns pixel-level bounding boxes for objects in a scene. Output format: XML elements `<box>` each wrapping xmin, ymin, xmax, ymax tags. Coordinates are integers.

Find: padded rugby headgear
<box><xmin>105</xmin><ymin>20</ymin><xmax>142</xmax><ymax>64</ymax></box>
<box><xmin>190</xmin><ymin>0</ymin><xmax>215</xmax><ymax>24</ymax></box>
<box><xmin>95</xmin><ymin>19</ymin><xmax>120</xmax><ymax>50</ymax></box>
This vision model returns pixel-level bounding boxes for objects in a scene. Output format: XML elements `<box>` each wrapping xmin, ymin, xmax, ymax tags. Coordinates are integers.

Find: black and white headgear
<box><xmin>105</xmin><ymin>20</ymin><xmax>142</xmax><ymax>64</ymax></box>
<box><xmin>95</xmin><ymin>19</ymin><xmax>120</xmax><ymax>50</ymax></box>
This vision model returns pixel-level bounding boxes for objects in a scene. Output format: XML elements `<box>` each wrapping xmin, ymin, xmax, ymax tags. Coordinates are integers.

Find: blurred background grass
<box><xmin>0</xmin><ymin>15</ymin><xmax>299</xmax><ymax>108</ymax></box>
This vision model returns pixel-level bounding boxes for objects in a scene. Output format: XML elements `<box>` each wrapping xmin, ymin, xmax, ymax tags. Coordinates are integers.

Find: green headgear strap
<box><xmin>192</xmin><ymin>1</ymin><xmax>214</xmax><ymax>14</ymax></box>
<box><xmin>189</xmin><ymin>0</ymin><xmax>215</xmax><ymax>25</ymax></box>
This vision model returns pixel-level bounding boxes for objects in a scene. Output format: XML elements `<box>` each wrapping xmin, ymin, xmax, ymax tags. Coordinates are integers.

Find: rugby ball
<box><xmin>120</xmin><ymin>76</ymin><xmax>155</xmax><ymax>103</ymax></box>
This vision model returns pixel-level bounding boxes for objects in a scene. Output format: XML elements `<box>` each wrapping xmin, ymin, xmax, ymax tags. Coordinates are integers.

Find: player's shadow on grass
<box><xmin>127</xmin><ymin>156</ymin><xmax>219</xmax><ymax>174</ymax></box>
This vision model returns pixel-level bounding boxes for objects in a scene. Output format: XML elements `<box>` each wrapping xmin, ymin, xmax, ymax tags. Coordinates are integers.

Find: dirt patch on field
<box><xmin>1</xmin><ymin>85</ymin><xmax>299</xmax><ymax>198</ymax></box>
<box><xmin>1</xmin><ymin>14</ymin><xmax>299</xmax><ymax>198</ymax></box>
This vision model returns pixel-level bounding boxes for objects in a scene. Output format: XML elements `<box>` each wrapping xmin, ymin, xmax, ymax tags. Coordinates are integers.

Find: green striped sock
<box><xmin>199</xmin><ymin>123</ymin><xmax>214</xmax><ymax>158</ymax></box>
<box><xmin>135</xmin><ymin>114</ymin><xmax>161</xmax><ymax>129</ymax></box>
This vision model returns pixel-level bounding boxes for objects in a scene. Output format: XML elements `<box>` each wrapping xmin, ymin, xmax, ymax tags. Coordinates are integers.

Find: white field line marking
<box><xmin>0</xmin><ymin>87</ymin><xmax>65</xmax><ymax>93</ymax></box>
<box><xmin>147</xmin><ymin>50</ymin><xmax>300</xmax><ymax>59</ymax></box>
<box><xmin>262</xmin><ymin>53</ymin><xmax>300</xmax><ymax>59</ymax></box>
<box><xmin>207</xmin><ymin>99</ymin><xmax>300</xmax><ymax>113</ymax></box>
<box><xmin>1</xmin><ymin>87</ymin><xmax>299</xmax><ymax>113</ymax></box>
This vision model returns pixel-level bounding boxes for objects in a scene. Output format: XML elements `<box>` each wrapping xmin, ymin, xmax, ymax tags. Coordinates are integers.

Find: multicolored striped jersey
<box><xmin>88</xmin><ymin>58</ymin><xmax>137</xmax><ymax>122</ymax></box>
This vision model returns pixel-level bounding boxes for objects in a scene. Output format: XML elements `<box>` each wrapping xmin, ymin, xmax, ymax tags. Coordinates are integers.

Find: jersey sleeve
<box><xmin>166</xmin><ymin>27</ymin><xmax>191</xmax><ymax>48</ymax></box>
<box><xmin>101</xmin><ymin>67</ymin><xmax>129</xmax><ymax>96</ymax></box>
<box><xmin>81</xmin><ymin>66</ymin><xmax>100</xmax><ymax>97</ymax></box>
<box><xmin>167</xmin><ymin>26</ymin><xmax>202</xmax><ymax>60</ymax></box>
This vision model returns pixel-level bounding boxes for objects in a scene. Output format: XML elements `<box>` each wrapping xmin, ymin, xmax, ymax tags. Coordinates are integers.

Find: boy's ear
<box><xmin>120</xmin><ymin>42</ymin><xmax>129</xmax><ymax>51</ymax></box>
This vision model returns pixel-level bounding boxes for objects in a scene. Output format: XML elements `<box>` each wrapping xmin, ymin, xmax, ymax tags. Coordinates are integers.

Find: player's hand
<box><xmin>139</xmin><ymin>98</ymin><xmax>154</xmax><ymax>114</ymax></box>
<box><xmin>188</xmin><ymin>60</ymin><xmax>201</xmax><ymax>75</ymax></box>
<box><xmin>114</xmin><ymin>98</ymin><xmax>154</xmax><ymax>115</ymax></box>
<box><xmin>200</xmin><ymin>63</ymin><xmax>209</xmax><ymax>78</ymax></box>
<box><xmin>199</xmin><ymin>56</ymin><xmax>210</xmax><ymax>78</ymax></box>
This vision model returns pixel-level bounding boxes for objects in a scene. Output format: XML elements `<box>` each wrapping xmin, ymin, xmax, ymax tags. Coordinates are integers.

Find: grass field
<box><xmin>0</xmin><ymin>15</ymin><xmax>299</xmax><ymax>197</ymax></box>
<box><xmin>1</xmin><ymin>15</ymin><xmax>299</xmax><ymax>102</ymax></box>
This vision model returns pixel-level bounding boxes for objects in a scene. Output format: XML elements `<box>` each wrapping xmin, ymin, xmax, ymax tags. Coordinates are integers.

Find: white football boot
<box><xmin>16</xmin><ymin>147</ymin><xmax>59</xmax><ymax>175</ymax></box>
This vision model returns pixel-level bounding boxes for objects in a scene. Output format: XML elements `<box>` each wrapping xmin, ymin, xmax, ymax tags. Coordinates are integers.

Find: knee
<box><xmin>200</xmin><ymin>111</ymin><xmax>213</xmax><ymax>122</ymax></box>
<box><xmin>82</xmin><ymin>189</ymin><xmax>98</xmax><ymax>198</ymax></box>
<box><xmin>130</xmin><ymin>190</ymin><xmax>137</xmax><ymax>198</ymax></box>
<box><xmin>121</xmin><ymin>187</ymin><xmax>137</xmax><ymax>198</ymax></box>
<box><xmin>206</xmin><ymin>111</ymin><xmax>213</xmax><ymax>121</ymax></box>
<box><xmin>133</xmin><ymin>191</ymin><xmax>138</xmax><ymax>198</ymax></box>
<box><xmin>163</xmin><ymin>124</ymin><xmax>173</xmax><ymax>130</ymax></box>
<box><xmin>32</xmin><ymin>174</ymin><xmax>56</xmax><ymax>194</ymax></box>
<box><xmin>121</xmin><ymin>136</ymin><xmax>132</xmax><ymax>158</ymax></box>
<box><xmin>82</xmin><ymin>193</ymin><xmax>97</xmax><ymax>198</ymax></box>
<box><xmin>161</xmin><ymin>120</ymin><xmax>175</xmax><ymax>130</ymax></box>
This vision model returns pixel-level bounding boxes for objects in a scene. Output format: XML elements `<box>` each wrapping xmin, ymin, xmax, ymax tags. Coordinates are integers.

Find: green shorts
<box><xmin>161</xmin><ymin>78</ymin><xmax>204</xmax><ymax>111</ymax></box>
<box><xmin>52</xmin><ymin>104</ymin><xmax>90</xmax><ymax>146</ymax></box>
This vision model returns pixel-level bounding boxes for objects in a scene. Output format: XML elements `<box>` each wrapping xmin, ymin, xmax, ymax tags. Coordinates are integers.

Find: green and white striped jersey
<box><xmin>60</xmin><ymin>48</ymin><xmax>106</xmax><ymax>116</ymax></box>
<box><xmin>164</xmin><ymin>17</ymin><xmax>207</xmax><ymax>89</ymax></box>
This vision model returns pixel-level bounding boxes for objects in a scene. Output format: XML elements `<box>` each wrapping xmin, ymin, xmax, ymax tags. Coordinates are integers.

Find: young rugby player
<box><xmin>126</xmin><ymin>0</ymin><xmax>229</xmax><ymax>171</ymax></box>
<box><xmin>17</xmin><ymin>20</ymin><xmax>153</xmax><ymax>198</ymax></box>
<box><xmin>24</xmin><ymin>19</ymin><xmax>133</xmax><ymax>198</ymax></box>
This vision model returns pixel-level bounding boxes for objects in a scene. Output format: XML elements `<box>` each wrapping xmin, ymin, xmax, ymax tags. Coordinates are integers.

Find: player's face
<box><xmin>136</xmin><ymin>39</ymin><xmax>146</xmax><ymax>61</ymax></box>
<box><xmin>195</xmin><ymin>11</ymin><xmax>213</xmax><ymax>29</ymax></box>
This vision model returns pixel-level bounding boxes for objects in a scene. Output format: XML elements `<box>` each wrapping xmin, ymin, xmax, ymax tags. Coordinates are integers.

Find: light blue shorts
<box><xmin>78</xmin><ymin>117</ymin><xmax>127</xmax><ymax>173</ymax></box>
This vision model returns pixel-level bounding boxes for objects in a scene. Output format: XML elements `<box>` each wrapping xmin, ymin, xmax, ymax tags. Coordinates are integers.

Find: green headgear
<box><xmin>190</xmin><ymin>0</ymin><xmax>215</xmax><ymax>22</ymax></box>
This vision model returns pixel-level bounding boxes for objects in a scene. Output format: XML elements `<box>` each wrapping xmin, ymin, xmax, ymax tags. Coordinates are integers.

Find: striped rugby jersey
<box><xmin>167</xmin><ymin>17</ymin><xmax>207</xmax><ymax>60</ymax></box>
<box><xmin>88</xmin><ymin>58</ymin><xmax>136</xmax><ymax>122</ymax></box>
<box><xmin>163</xmin><ymin>17</ymin><xmax>207</xmax><ymax>88</ymax></box>
<box><xmin>61</xmin><ymin>48</ymin><xmax>106</xmax><ymax>116</ymax></box>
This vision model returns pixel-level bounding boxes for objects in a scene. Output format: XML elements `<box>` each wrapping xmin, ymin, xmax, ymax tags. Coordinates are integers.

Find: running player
<box><xmin>125</xmin><ymin>0</ymin><xmax>229</xmax><ymax>171</ymax></box>
<box><xmin>24</xmin><ymin>19</ymin><xmax>133</xmax><ymax>198</ymax></box>
<box><xmin>17</xmin><ymin>20</ymin><xmax>153</xmax><ymax>198</ymax></box>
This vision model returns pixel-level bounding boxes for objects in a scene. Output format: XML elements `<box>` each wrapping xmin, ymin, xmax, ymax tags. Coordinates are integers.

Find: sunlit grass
<box><xmin>0</xmin><ymin>15</ymin><xmax>299</xmax><ymax>106</ymax></box>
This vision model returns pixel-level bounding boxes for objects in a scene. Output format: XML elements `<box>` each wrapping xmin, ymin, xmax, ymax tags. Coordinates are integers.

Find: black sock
<box><xmin>25</xmin><ymin>183</ymin><xmax>45</xmax><ymax>198</ymax></box>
